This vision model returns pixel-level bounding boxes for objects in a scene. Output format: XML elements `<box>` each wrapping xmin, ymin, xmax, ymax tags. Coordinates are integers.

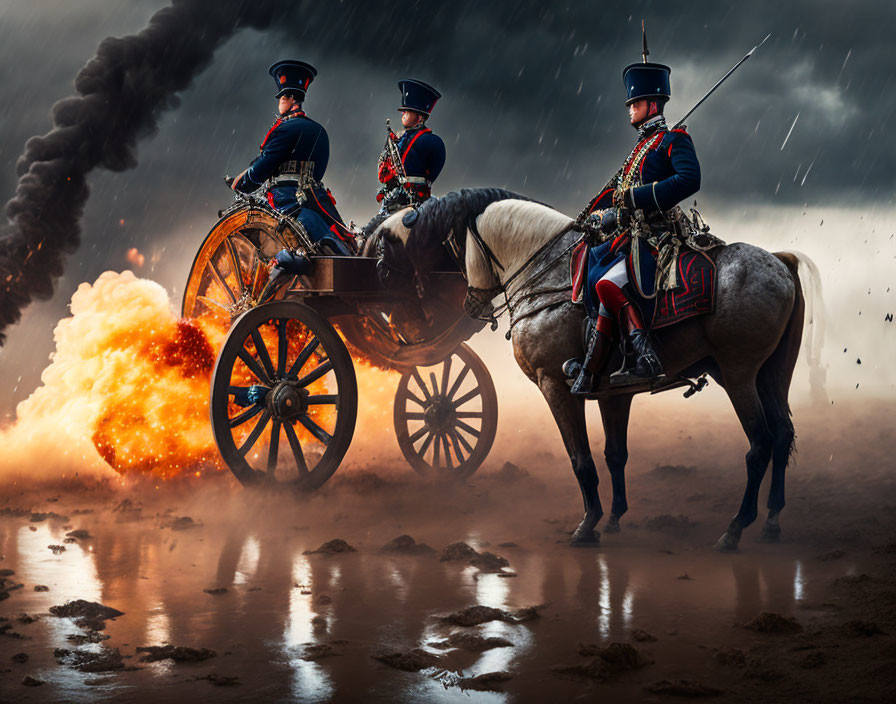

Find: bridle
<box><xmin>443</xmin><ymin>218</ymin><xmax>578</xmax><ymax>338</ymax></box>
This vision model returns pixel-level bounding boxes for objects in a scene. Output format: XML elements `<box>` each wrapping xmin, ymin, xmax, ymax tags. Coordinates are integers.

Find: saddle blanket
<box><xmin>570</xmin><ymin>239</ymin><xmax>717</xmax><ymax>329</ymax></box>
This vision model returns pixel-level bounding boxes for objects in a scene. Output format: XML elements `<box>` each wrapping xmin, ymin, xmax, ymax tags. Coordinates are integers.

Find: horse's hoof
<box><xmin>603</xmin><ymin>516</ymin><xmax>621</xmax><ymax>534</ymax></box>
<box><xmin>757</xmin><ymin>526</ymin><xmax>781</xmax><ymax>543</ymax></box>
<box><xmin>715</xmin><ymin>532</ymin><xmax>740</xmax><ymax>553</ymax></box>
<box><xmin>570</xmin><ymin>530</ymin><xmax>601</xmax><ymax>548</ymax></box>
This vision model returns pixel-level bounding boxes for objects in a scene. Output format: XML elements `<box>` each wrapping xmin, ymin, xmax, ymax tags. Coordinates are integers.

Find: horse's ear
<box><xmin>402</xmin><ymin>210</ymin><xmax>419</xmax><ymax>229</ymax></box>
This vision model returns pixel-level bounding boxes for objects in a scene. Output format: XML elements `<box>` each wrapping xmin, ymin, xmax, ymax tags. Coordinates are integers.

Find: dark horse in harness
<box><xmin>373</xmin><ymin>188</ymin><xmax>818</xmax><ymax>552</ymax></box>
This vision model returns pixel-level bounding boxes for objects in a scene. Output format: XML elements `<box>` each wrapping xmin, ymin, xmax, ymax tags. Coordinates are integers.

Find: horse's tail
<box><xmin>754</xmin><ymin>252</ymin><xmax>807</xmax><ymax>461</ymax></box>
<box><xmin>779</xmin><ymin>250</ymin><xmax>827</xmax><ymax>404</ymax></box>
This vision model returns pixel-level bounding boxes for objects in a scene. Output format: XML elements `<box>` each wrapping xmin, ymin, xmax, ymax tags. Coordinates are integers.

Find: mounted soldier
<box><xmin>564</xmin><ymin>29</ymin><xmax>702</xmax><ymax>393</ymax></box>
<box><xmin>232</xmin><ymin>60</ymin><xmax>355</xmax><ymax>256</ymax></box>
<box><xmin>375</xmin><ymin>79</ymin><xmax>446</xmax><ymax>215</ymax></box>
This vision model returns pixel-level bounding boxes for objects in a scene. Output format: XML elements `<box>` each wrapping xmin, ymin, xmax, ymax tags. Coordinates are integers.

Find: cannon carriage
<box><xmin>182</xmin><ymin>198</ymin><xmax>497</xmax><ymax>490</ymax></box>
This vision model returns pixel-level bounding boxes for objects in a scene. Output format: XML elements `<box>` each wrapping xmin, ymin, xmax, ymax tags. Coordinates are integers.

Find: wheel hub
<box><xmin>268</xmin><ymin>381</ymin><xmax>307</xmax><ymax>420</ymax></box>
<box><xmin>424</xmin><ymin>395</ymin><xmax>456</xmax><ymax>433</ymax></box>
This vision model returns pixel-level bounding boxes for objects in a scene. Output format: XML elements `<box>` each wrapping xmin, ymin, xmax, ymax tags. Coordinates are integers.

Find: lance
<box><xmin>672</xmin><ymin>33</ymin><xmax>771</xmax><ymax>129</ymax></box>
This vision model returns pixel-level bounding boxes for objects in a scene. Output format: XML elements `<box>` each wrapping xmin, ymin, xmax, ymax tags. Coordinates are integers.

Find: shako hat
<box><xmin>397</xmin><ymin>79</ymin><xmax>441</xmax><ymax>116</ymax></box>
<box><xmin>269</xmin><ymin>60</ymin><xmax>317</xmax><ymax>99</ymax></box>
<box><xmin>622</xmin><ymin>22</ymin><xmax>671</xmax><ymax>105</ymax></box>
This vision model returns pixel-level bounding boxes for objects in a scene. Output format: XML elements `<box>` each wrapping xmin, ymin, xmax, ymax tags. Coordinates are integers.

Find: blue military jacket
<box><xmin>235</xmin><ymin>109</ymin><xmax>353</xmax><ymax>252</ymax></box>
<box><xmin>584</xmin><ymin>121</ymin><xmax>701</xmax><ymax>308</ymax></box>
<box><xmin>237</xmin><ymin>110</ymin><xmax>329</xmax><ymax>190</ymax></box>
<box><xmin>396</xmin><ymin>126</ymin><xmax>446</xmax><ymax>183</ymax></box>
<box><xmin>590</xmin><ymin>123</ymin><xmax>700</xmax><ymax>213</ymax></box>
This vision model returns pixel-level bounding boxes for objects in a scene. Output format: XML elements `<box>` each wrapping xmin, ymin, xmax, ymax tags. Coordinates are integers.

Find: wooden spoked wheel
<box><xmin>182</xmin><ymin>205</ymin><xmax>307</xmax><ymax>321</ymax></box>
<box><xmin>394</xmin><ymin>344</ymin><xmax>498</xmax><ymax>479</ymax></box>
<box><xmin>210</xmin><ymin>302</ymin><xmax>357</xmax><ymax>491</ymax></box>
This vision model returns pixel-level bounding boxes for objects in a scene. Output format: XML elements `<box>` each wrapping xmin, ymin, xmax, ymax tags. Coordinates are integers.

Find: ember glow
<box><xmin>0</xmin><ymin>270</ymin><xmax>399</xmax><ymax>484</ymax></box>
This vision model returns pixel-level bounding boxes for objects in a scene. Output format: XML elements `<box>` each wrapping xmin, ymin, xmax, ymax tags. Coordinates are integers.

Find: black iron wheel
<box><xmin>210</xmin><ymin>301</ymin><xmax>357</xmax><ymax>490</ymax></box>
<box><xmin>394</xmin><ymin>344</ymin><xmax>498</xmax><ymax>479</ymax></box>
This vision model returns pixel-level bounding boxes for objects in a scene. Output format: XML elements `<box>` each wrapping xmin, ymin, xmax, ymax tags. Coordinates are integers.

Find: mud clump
<box><xmin>381</xmin><ymin>535</ymin><xmax>435</xmax><ymax>555</ymax></box>
<box><xmin>439</xmin><ymin>542</ymin><xmax>479</xmax><ymax>562</ymax></box>
<box><xmin>163</xmin><ymin>516</ymin><xmax>200</xmax><ymax>531</ymax></box>
<box><xmin>30</xmin><ymin>511</ymin><xmax>68</xmax><ymax>523</ymax></box>
<box><xmin>49</xmin><ymin>600</ymin><xmax>124</xmax><ymax>630</ymax></box>
<box><xmin>641</xmin><ymin>514</ymin><xmax>696</xmax><ymax>533</ymax></box>
<box><xmin>440</xmin><ymin>604</ymin><xmax>544</xmax><ymax>627</ymax></box>
<box><xmin>458</xmin><ymin>671</ymin><xmax>513</xmax><ymax>691</ymax></box>
<box><xmin>441</xmin><ymin>605</ymin><xmax>508</xmax><ymax>627</ymax></box>
<box><xmin>740</xmin><ymin>612</ymin><xmax>803</xmax><ymax>634</ymax></box>
<box><xmin>33</xmin><ymin>585</ymin><xmax>49</xmax><ymax>592</ymax></box>
<box><xmin>65</xmin><ymin>529</ymin><xmax>91</xmax><ymax>540</ymax></box>
<box><xmin>112</xmin><ymin>499</ymin><xmax>143</xmax><ymax>522</ymax></box>
<box><xmin>137</xmin><ymin>645</ymin><xmax>216</xmax><ymax>662</ymax></box>
<box><xmin>11</xmin><ymin>652</ymin><xmax>29</xmax><ymax>663</ymax></box>
<box><xmin>493</xmin><ymin>461</ymin><xmax>530</xmax><ymax>482</ymax></box>
<box><xmin>54</xmin><ymin>646</ymin><xmax>124</xmax><ymax>672</ymax></box>
<box><xmin>558</xmin><ymin>642</ymin><xmax>650</xmax><ymax>680</ymax></box>
<box><xmin>631</xmin><ymin>629</ymin><xmax>658</xmax><ymax>643</ymax></box>
<box><xmin>304</xmin><ymin>539</ymin><xmax>356</xmax><ymax>555</ymax></box>
<box><xmin>431</xmin><ymin>632</ymin><xmax>514</xmax><ymax>652</ymax></box>
<box><xmin>22</xmin><ymin>675</ymin><xmax>45</xmax><ymax>686</ymax></box>
<box><xmin>843</xmin><ymin>620</ymin><xmax>886</xmax><ymax>637</ymax></box>
<box><xmin>48</xmin><ymin>544</ymin><xmax>66</xmax><ymax>554</ymax></box>
<box><xmin>469</xmin><ymin>551</ymin><xmax>510</xmax><ymax>573</ymax></box>
<box><xmin>196</xmin><ymin>674</ymin><xmax>241</xmax><ymax>686</ymax></box>
<box><xmin>68</xmin><ymin>631</ymin><xmax>109</xmax><ymax>645</ymax></box>
<box><xmin>371</xmin><ymin>647</ymin><xmax>440</xmax><ymax>671</ymax></box>
<box><xmin>203</xmin><ymin>587</ymin><xmax>228</xmax><ymax>595</ymax></box>
<box><xmin>644</xmin><ymin>679</ymin><xmax>723</xmax><ymax>697</ymax></box>
<box><xmin>833</xmin><ymin>573</ymin><xmax>871</xmax><ymax>587</ymax></box>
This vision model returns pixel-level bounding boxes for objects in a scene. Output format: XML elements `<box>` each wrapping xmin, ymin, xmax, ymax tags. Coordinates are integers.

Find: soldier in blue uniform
<box><xmin>232</xmin><ymin>60</ymin><xmax>355</xmax><ymax>255</ymax></box>
<box><xmin>564</xmin><ymin>40</ymin><xmax>701</xmax><ymax>392</ymax></box>
<box><xmin>376</xmin><ymin>79</ymin><xmax>446</xmax><ymax>214</ymax></box>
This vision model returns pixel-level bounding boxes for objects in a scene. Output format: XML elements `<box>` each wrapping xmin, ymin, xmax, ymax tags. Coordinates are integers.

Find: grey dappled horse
<box><xmin>374</xmin><ymin>188</ymin><xmax>815</xmax><ymax>552</ymax></box>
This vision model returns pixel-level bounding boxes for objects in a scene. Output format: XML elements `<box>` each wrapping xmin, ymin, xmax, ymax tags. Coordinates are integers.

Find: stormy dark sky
<box><xmin>0</xmin><ymin>0</ymin><xmax>893</xmax><ymax>412</ymax></box>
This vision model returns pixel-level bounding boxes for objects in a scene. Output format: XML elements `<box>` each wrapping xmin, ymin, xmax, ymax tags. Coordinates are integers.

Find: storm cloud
<box><xmin>0</xmin><ymin>0</ymin><xmax>892</xmax><ymax>407</ymax></box>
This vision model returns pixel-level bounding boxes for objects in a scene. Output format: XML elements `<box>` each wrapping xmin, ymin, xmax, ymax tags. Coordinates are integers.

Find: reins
<box><xmin>446</xmin><ymin>219</ymin><xmax>579</xmax><ymax>338</ymax></box>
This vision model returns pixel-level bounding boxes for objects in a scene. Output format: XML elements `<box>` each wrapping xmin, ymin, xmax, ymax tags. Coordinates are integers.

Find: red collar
<box><xmin>259</xmin><ymin>110</ymin><xmax>307</xmax><ymax>151</ymax></box>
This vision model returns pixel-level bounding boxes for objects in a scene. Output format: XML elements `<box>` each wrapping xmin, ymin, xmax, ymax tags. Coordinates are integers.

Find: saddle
<box><xmin>570</xmin><ymin>237</ymin><xmax>721</xmax><ymax>329</ymax></box>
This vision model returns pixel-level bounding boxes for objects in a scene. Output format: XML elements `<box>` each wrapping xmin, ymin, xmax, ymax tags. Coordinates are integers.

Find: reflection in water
<box><xmin>284</xmin><ymin>551</ymin><xmax>334</xmax><ymax>702</ymax></box>
<box><xmin>793</xmin><ymin>560</ymin><xmax>805</xmax><ymax>601</ymax></box>
<box><xmin>234</xmin><ymin>535</ymin><xmax>260</xmax><ymax>585</ymax></box>
<box><xmin>597</xmin><ymin>553</ymin><xmax>610</xmax><ymax>639</ymax></box>
<box><xmin>2</xmin><ymin>513</ymin><xmax>815</xmax><ymax>702</ymax></box>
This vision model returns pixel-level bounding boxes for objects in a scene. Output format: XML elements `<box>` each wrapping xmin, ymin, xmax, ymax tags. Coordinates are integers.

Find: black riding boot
<box><xmin>563</xmin><ymin>319</ymin><xmax>611</xmax><ymax>394</ymax></box>
<box><xmin>609</xmin><ymin>303</ymin><xmax>664</xmax><ymax>386</ymax></box>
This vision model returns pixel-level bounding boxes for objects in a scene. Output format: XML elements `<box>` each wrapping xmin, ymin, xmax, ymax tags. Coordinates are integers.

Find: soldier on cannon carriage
<box><xmin>231</xmin><ymin>60</ymin><xmax>356</xmax><ymax>257</ymax></box>
<box><xmin>375</xmin><ymin>79</ymin><xmax>447</xmax><ymax>215</ymax></box>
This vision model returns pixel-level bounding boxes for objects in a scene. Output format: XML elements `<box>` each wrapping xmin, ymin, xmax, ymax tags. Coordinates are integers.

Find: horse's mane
<box><xmin>403</xmin><ymin>188</ymin><xmax>537</xmax><ymax>262</ymax></box>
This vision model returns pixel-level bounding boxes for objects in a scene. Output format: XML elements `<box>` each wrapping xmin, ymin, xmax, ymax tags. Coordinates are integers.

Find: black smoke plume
<box><xmin>0</xmin><ymin>0</ymin><xmax>280</xmax><ymax>344</ymax></box>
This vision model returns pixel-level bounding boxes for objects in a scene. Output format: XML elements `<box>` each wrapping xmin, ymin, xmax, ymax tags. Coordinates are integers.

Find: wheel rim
<box><xmin>182</xmin><ymin>206</ymin><xmax>306</xmax><ymax>321</ymax></box>
<box><xmin>394</xmin><ymin>344</ymin><xmax>497</xmax><ymax>479</ymax></box>
<box><xmin>211</xmin><ymin>302</ymin><xmax>357</xmax><ymax>490</ymax></box>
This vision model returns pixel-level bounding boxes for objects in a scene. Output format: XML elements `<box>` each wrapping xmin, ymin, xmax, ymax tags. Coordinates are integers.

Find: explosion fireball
<box><xmin>0</xmin><ymin>270</ymin><xmax>398</xmax><ymax>484</ymax></box>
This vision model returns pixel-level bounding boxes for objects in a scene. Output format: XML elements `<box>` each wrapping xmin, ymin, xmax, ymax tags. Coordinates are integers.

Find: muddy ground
<box><xmin>1</xmin><ymin>399</ymin><xmax>895</xmax><ymax>703</ymax></box>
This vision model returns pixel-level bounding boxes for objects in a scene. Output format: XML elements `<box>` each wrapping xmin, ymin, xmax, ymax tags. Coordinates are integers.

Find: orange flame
<box><xmin>0</xmin><ymin>271</ymin><xmax>400</xmax><ymax>483</ymax></box>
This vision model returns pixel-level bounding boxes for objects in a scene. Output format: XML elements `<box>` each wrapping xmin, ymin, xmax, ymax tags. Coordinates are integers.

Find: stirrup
<box><xmin>609</xmin><ymin>359</ymin><xmax>665</xmax><ymax>387</ymax></box>
<box><xmin>562</xmin><ymin>357</ymin><xmax>584</xmax><ymax>379</ymax></box>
